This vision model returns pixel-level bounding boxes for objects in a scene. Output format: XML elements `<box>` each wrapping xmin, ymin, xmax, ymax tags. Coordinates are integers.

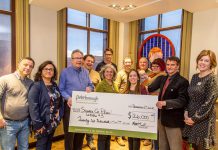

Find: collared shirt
<box><xmin>0</xmin><ymin>72</ymin><xmax>33</xmax><ymax>120</ymax></box>
<box><xmin>115</xmin><ymin>69</ymin><xmax>128</xmax><ymax>94</ymax></box>
<box><xmin>59</xmin><ymin>66</ymin><xmax>94</xmax><ymax>100</ymax></box>
<box><xmin>89</xmin><ymin>69</ymin><xmax>101</xmax><ymax>88</ymax></box>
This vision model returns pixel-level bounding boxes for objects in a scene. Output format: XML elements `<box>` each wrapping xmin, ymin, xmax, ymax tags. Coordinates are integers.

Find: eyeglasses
<box><xmin>151</xmin><ymin>65</ymin><xmax>160</xmax><ymax>68</ymax></box>
<box><xmin>43</xmin><ymin>68</ymin><xmax>54</xmax><ymax>71</ymax></box>
<box><xmin>72</xmin><ymin>57</ymin><xmax>83</xmax><ymax>60</ymax></box>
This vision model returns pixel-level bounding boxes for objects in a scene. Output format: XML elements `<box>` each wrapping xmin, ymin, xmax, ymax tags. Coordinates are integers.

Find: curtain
<box><xmin>128</xmin><ymin>20</ymin><xmax>139</xmax><ymax>68</ymax></box>
<box><xmin>180</xmin><ymin>10</ymin><xmax>193</xmax><ymax>80</ymax></box>
<box><xmin>109</xmin><ymin>20</ymin><xmax>119</xmax><ymax>65</ymax></box>
<box><xmin>57</xmin><ymin>8</ymin><xmax>67</xmax><ymax>76</ymax></box>
<box><xmin>15</xmin><ymin>0</ymin><xmax>30</xmax><ymax>64</ymax></box>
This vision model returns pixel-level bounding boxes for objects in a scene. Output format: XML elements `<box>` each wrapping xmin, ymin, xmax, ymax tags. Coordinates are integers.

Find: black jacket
<box><xmin>28</xmin><ymin>81</ymin><xmax>64</xmax><ymax>130</ymax></box>
<box><xmin>148</xmin><ymin>72</ymin><xmax>189</xmax><ymax>128</ymax></box>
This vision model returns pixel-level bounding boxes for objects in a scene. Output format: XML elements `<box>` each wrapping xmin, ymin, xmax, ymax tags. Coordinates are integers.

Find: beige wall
<box><xmin>29</xmin><ymin>5</ymin><xmax>218</xmax><ymax>78</ymax></box>
<box><xmin>118</xmin><ymin>22</ymin><xmax>130</xmax><ymax>70</ymax></box>
<box><xmin>30</xmin><ymin>5</ymin><xmax>57</xmax><ymax>78</ymax></box>
<box><xmin>190</xmin><ymin>8</ymin><xmax>218</xmax><ymax>79</ymax></box>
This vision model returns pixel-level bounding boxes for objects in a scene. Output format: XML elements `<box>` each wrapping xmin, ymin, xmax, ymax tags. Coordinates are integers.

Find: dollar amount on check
<box><xmin>69</xmin><ymin>91</ymin><xmax>158</xmax><ymax>139</ymax></box>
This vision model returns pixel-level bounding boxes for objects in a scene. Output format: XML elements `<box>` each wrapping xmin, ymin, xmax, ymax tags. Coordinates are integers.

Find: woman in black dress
<box><xmin>183</xmin><ymin>50</ymin><xmax>218</xmax><ymax>150</ymax></box>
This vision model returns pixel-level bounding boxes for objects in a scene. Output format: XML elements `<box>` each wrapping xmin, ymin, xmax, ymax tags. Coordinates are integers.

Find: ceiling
<box><xmin>30</xmin><ymin>0</ymin><xmax>218</xmax><ymax>22</ymax></box>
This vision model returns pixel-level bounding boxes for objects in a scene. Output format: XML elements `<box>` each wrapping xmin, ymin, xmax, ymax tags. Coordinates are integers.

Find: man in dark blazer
<box><xmin>148</xmin><ymin>56</ymin><xmax>189</xmax><ymax>150</ymax></box>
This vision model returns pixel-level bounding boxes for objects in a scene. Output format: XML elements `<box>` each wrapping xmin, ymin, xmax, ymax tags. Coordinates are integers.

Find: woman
<box><xmin>28</xmin><ymin>61</ymin><xmax>64</xmax><ymax>150</ymax></box>
<box><xmin>127</xmin><ymin>69</ymin><xmax>147</xmax><ymax>150</ymax></box>
<box><xmin>141</xmin><ymin>58</ymin><xmax>166</xmax><ymax>149</ymax></box>
<box><xmin>183</xmin><ymin>50</ymin><xmax>218</xmax><ymax>150</ymax></box>
<box><xmin>96</xmin><ymin>64</ymin><xmax>118</xmax><ymax>150</ymax></box>
<box><xmin>141</xmin><ymin>58</ymin><xmax>166</xmax><ymax>95</ymax></box>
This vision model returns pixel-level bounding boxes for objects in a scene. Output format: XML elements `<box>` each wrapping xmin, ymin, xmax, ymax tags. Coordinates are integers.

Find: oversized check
<box><xmin>69</xmin><ymin>91</ymin><xmax>158</xmax><ymax>139</ymax></box>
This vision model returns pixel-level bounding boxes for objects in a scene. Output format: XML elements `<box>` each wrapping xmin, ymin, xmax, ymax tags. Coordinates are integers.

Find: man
<box><xmin>0</xmin><ymin>57</ymin><xmax>35</xmax><ymax>150</ymax></box>
<box><xmin>59</xmin><ymin>49</ymin><xmax>94</xmax><ymax>150</ymax></box>
<box><xmin>95</xmin><ymin>48</ymin><xmax>117</xmax><ymax>72</ymax></box>
<box><xmin>115</xmin><ymin>56</ymin><xmax>133</xmax><ymax>94</ymax></box>
<box><xmin>83</xmin><ymin>54</ymin><xmax>101</xmax><ymax>150</ymax></box>
<box><xmin>138</xmin><ymin>57</ymin><xmax>152</xmax><ymax>83</ymax></box>
<box><xmin>114</xmin><ymin>56</ymin><xmax>132</xmax><ymax>146</ymax></box>
<box><xmin>83</xmin><ymin>54</ymin><xmax>101</xmax><ymax>87</ymax></box>
<box><xmin>148</xmin><ymin>56</ymin><xmax>189</xmax><ymax>150</ymax></box>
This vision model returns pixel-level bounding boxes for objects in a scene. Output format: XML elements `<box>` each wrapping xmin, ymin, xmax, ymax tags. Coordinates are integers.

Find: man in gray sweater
<box><xmin>0</xmin><ymin>57</ymin><xmax>35</xmax><ymax>150</ymax></box>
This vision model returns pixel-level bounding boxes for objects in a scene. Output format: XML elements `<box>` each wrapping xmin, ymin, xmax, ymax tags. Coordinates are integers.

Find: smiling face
<box><xmin>104</xmin><ymin>67</ymin><xmax>114</xmax><ymax>81</ymax></box>
<box><xmin>17</xmin><ymin>59</ymin><xmax>34</xmax><ymax>77</ymax></box>
<box><xmin>128</xmin><ymin>70</ymin><xmax>139</xmax><ymax>85</ymax></box>
<box><xmin>104</xmin><ymin>51</ymin><xmax>113</xmax><ymax>63</ymax></box>
<box><xmin>151</xmin><ymin>64</ymin><xmax>161</xmax><ymax>74</ymax></box>
<box><xmin>71</xmin><ymin>52</ymin><xmax>83</xmax><ymax>68</ymax></box>
<box><xmin>42</xmin><ymin>64</ymin><xmax>54</xmax><ymax>81</ymax></box>
<box><xmin>84</xmin><ymin>56</ymin><xmax>94</xmax><ymax>71</ymax></box>
<box><xmin>123</xmin><ymin>58</ymin><xmax>132</xmax><ymax>72</ymax></box>
<box><xmin>166</xmin><ymin>60</ymin><xmax>179</xmax><ymax>76</ymax></box>
<box><xmin>139</xmin><ymin>57</ymin><xmax>148</xmax><ymax>70</ymax></box>
<box><xmin>197</xmin><ymin>55</ymin><xmax>211</xmax><ymax>72</ymax></box>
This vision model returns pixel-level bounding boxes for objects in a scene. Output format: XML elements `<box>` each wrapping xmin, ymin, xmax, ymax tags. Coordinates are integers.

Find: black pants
<box><xmin>36</xmin><ymin>131</ymin><xmax>55</xmax><ymax>150</ymax></box>
<box><xmin>128</xmin><ymin>137</ymin><xmax>140</xmax><ymax>150</ymax></box>
<box><xmin>63</xmin><ymin>102</ymin><xmax>85</xmax><ymax>150</ymax></box>
<box><xmin>98</xmin><ymin>135</ymin><xmax>111</xmax><ymax>150</ymax></box>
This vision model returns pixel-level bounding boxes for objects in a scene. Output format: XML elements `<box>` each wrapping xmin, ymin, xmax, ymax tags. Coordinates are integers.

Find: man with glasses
<box><xmin>0</xmin><ymin>57</ymin><xmax>35</xmax><ymax>150</ymax></box>
<box><xmin>59</xmin><ymin>49</ymin><xmax>94</xmax><ymax>150</ymax></box>
<box><xmin>95</xmin><ymin>48</ymin><xmax>117</xmax><ymax>72</ymax></box>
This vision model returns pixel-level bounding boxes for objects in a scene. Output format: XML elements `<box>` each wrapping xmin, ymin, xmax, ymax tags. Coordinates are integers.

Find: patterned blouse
<box><xmin>183</xmin><ymin>73</ymin><xmax>218</xmax><ymax>149</ymax></box>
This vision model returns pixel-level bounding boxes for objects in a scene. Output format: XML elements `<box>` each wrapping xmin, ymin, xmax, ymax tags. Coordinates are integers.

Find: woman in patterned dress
<box><xmin>183</xmin><ymin>50</ymin><xmax>218</xmax><ymax>150</ymax></box>
<box><xmin>28</xmin><ymin>61</ymin><xmax>64</xmax><ymax>150</ymax></box>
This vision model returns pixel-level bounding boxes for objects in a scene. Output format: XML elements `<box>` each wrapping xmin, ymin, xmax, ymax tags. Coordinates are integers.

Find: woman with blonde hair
<box><xmin>96</xmin><ymin>64</ymin><xmax>118</xmax><ymax>150</ymax></box>
<box><xmin>183</xmin><ymin>50</ymin><xmax>218</xmax><ymax>150</ymax></box>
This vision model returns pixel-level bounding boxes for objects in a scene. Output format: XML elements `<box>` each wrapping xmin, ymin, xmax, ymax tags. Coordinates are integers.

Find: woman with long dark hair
<box><xmin>28</xmin><ymin>60</ymin><xmax>64</xmax><ymax>150</ymax></box>
<box><xmin>127</xmin><ymin>69</ymin><xmax>147</xmax><ymax>150</ymax></box>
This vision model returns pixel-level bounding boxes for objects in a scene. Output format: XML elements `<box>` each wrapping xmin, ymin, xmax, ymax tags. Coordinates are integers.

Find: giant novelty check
<box><xmin>69</xmin><ymin>91</ymin><xmax>158</xmax><ymax>139</ymax></box>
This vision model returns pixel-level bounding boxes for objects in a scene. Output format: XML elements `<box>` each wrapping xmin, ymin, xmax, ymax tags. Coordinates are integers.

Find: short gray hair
<box><xmin>71</xmin><ymin>49</ymin><xmax>83</xmax><ymax>59</ymax></box>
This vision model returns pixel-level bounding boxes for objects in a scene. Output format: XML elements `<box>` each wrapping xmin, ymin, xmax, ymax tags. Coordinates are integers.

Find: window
<box><xmin>0</xmin><ymin>0</ymin><xmax>15</xmax><ymax>76</ymax></box>
<box><xmin>139</xmin><ymin>9</ymin><xmax>183</xmax><ymax>59</ymax></box>
<box><xmin>67</xmin><ymin>8</ymin><xmax>108</xmax><ymax>67</ymax></box>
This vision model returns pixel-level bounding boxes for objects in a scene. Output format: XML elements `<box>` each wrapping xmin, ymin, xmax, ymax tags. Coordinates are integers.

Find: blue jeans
<box><xmin>0</xmin><ymin>118</ymin><xmax>29</xmax><ymax>150</ymax></box>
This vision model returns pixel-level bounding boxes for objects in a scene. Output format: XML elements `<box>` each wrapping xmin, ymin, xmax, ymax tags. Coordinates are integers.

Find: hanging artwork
<box><xmin>138</xmin><ymin>34</ymin><xmax>175</xmax><ymax>64</ymax></box>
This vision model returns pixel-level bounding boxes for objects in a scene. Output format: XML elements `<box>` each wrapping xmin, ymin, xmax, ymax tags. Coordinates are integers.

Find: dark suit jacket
<box><xmin>28</xmin><ymin>81</ymin><xmax>64</xmax><ymax>130</ymax></box>
<box><xmin>148</xmin><ymin>72</ymin><xmax>189</xmax><ymax>128</ymax></box>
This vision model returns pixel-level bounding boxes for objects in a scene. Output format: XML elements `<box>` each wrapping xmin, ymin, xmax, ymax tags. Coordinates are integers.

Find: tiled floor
<box><xmin>30</xmin><ymin>135</ymin><xmax>153</xmax><ymax>150</ymax></box>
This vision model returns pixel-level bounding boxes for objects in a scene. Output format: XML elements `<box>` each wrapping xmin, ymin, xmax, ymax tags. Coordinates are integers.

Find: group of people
<box><xmin>0</xmin><ymin>48</ymin><xmax>217</xmax><ymax>150</ymax></box>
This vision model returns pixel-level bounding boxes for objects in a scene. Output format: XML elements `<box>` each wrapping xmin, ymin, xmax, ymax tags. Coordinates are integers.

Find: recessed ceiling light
<box><xmin>108</xmin><ymin>4</ymin><xmax>137</xmax><ymax>11</ymax></box>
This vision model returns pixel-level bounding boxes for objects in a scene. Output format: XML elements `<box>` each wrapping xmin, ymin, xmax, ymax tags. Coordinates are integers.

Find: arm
<box><xmin>28</xmin><ymin>83</ymin><xmax>43</xmax><ymax>130</ymax></box>
<box><xmin>191</xmin><ymin>76</ymin><xmax>218</xmax><ymax>123</ymax></box>
<box><xmin>148</xmin><ymin>76</ymin><xmax>162</xmax><ymax>92</ymax></box>
<box><xmin>115</xmin><ymin>72</ymin><xmax>122</xmax><ymax>92</ymax></box>
<box><xmin>59</xmin><ymin>71</ymin><xmax>71</xmax><ymax>100</ymax></box>
<box><xmin>96</xmin><ymin>82</ymin><xmax>104</xmax><ymax>92</ymax></box>
<box><xmin>87</xmin><ymin>74</ymin><xmax>94</xmax><ymax>92</ymax></box>
<box><xmin>164</xmin><ymin>79</ymin><xmax>189</xmax><ymax>109</ymax></box>
<box><xmin>0</xmin><ymin>78</ymin><xmax>7</xmax><ymax>127</ymax></box>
